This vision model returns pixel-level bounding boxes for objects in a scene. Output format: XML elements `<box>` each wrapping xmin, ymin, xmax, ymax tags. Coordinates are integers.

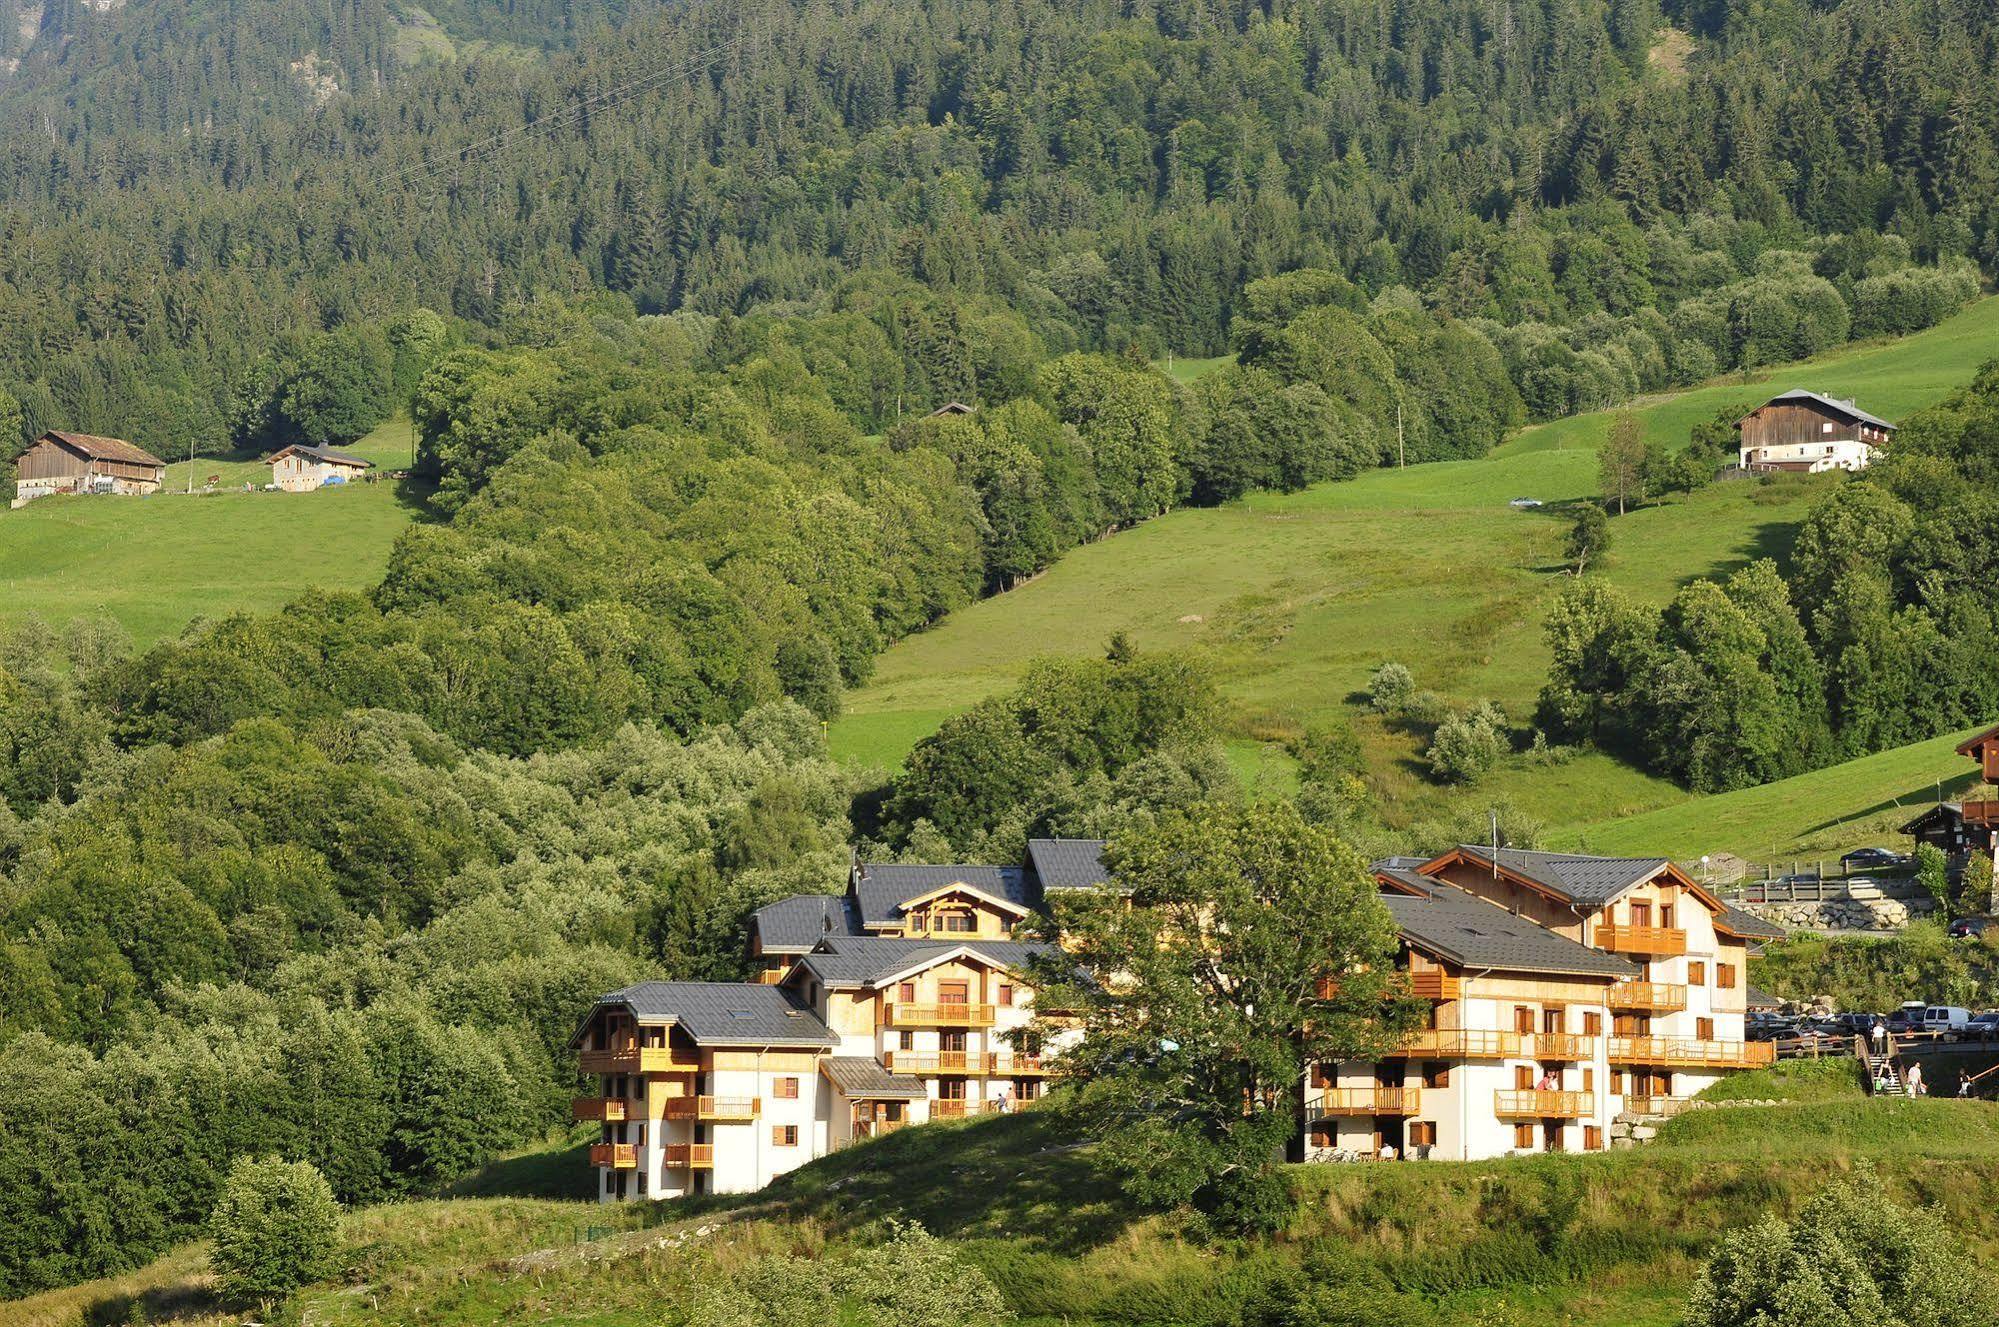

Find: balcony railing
<box><xmin>930</xmin><ymin>1098</ymin><xmax>991</xmax><ymax>1119</ymax></box>
<box><xmin>1529</xmin><ymin>1033</ymin><xmax>1590</xmax><ymax>1061</ymax></box>
<box><xmin>1409</xmin><ymin>972</ymin><xmax>1463</xmax><ymax>1001</ymax></box>
<box><xmin>986</xmin><ymin>1052</ymin><xmax>1052</xmax><ymax>1076</ymax></box>
<box><xmin>1494</xmin><ymin>1089</ymin><xmax>1594</xmax><ymax>1118</ymax></box>
<box><xmin>578</xmin><ymin>1045</ymin><xmax>701</xmax><ymax>1075</ymax></box>
<box><xmin>660</xmin><ymin>1143</ymin><xmax>715</xmax><ymax>1168</ymax></box>
<box><xmin>1307</xmin><ymin>1086</ymin><xmax>1421</xmax><ymax>1116</ymax></box>
<box><xmin>1623</xmin><ymin>1095</ymin><xmax>1695</xmax><ymax>1118</ymax></box>
<box><xmin>571</xmin><ymin>1097</ymin><xmax>630</xmax><ymax>1122</ymax></box>
<box><xmin>1609</xmin><ymin>1037</ymin><xmax>1774</xmax><ymax>1069</ymax></box>
<box><xmin>1594</xmin><ymin>924</ymin><xmax>1688</xmax><ymax>956</ymax></box>
<box><xmin>886</xmin><ymin>1003</ymin><xmax>998</xmax><ymax>1028</ymax></box>
<box><xmin>853</xmin><ymin>1119</ymin><xmax>907</xmax><ymax>1139</ymax></box>
<box><xmin>588</xmin><ymin>1143</ymin><xmax>637</xmax><ymax>1169</ymax></box>
<box><xmin>662</xmin><ymin>1095</ymin><xmax>762</xmax><ymax>1121</ymax></box>
<box><xmin>886</xmin><ymin>1051</ymin><xmax>976</xmax><ymax>1074</ymax></box>
<box><xmin>1388</xmin><ymin>1028</ymin><xmax>1522</xmax><ymax>1058</ymax></box>
<box><xmin>1608</xmin><ymin>981</ymin><xmax>1689</xmax><ymax>1012</ymax></box>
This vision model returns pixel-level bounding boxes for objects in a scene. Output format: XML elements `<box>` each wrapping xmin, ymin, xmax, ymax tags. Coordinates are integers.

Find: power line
<box><xmin>373</xmin><ymin>23</ymin><xmax>763</xmax><ymax>197</ymax></box>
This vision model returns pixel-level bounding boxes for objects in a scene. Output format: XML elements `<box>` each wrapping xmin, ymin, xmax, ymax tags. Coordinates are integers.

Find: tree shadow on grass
<box><xmin>80</xmin><ymin>1281</ymin><xmax>222</xmax><ymax>1327</ymax></box>
<box><xmin>1791</xmin><ymin>768</ymin><xmax>1984</xmax><ymax>841</ymax></box>
<box><xmin>656</xmin><ymin>1109</ymin><xmax>1143</xmax><ymax>1258</ymax></box>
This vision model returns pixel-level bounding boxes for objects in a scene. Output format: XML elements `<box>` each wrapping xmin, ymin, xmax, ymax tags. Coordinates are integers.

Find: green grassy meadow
<box><xmin>0</xmin><ymin>418</ymin><xmax>423</xmax><ymax>647</ymax></box>
<box><xmin>17</xmin><ymin>1091</ymin><xmax>1999</xmax><ymax>1327</ymax></box>
<box><xmin>836</xmin><ymin>297</ymin><xmax>1999</xmax><ymax>847</ymax></box>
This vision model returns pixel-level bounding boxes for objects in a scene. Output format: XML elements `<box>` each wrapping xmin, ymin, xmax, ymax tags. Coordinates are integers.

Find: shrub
<box><xmin>837</xmin><ymin>1220</ymin><xmax>1008</xmax><ymax>1327</ymax></box>
<box><xmin>1427</xmin><ymin>703</ymin><xmax>1507</xmax><ymax>783</ymax></box>
<box><xmin>1366</xmin><ymin>662</ymin><xmax>1415</xmax><ymax>715</ymax></box>
<box><xmin>1684</xmin><ymin>1167</ymin><xmax>1995</xmax><ymax>1327</ymax></box>
<box><xmin>207</xmin><ymin>1158</ymin><xmax>341</xmax><ymax>1314</ymax></box>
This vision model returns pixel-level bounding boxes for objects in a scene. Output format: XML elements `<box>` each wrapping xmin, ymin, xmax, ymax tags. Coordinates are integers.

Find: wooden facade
<box><xmin>11</xmin><ymin>431</ymin><xmax>166</xmax><ymax>506</ymax></box>
<box><xmin>1735</xmin><ymin>391</ymin><xmax>1892</xmax><ymax>474</ymax></box>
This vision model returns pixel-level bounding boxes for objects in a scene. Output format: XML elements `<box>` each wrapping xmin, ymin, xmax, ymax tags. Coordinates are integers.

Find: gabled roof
<box><xmin>265</xmin><ymin>442</ymin><xmax>374</xmax><ymax>468</ymax></box>
<box><xmin>589</xmin><ymin>981</ymin><xmax>835</xmax><ymax>1047</ymax></box>
<box><xmin>41</xmin><ymin>430</ymin><xmax>166</xmax><ymax>468</ymax></box>
<box><xmin>1737</xmin><ymin>390</ymin><xmax>1894</xmax><ymax>431</ymax></box>
<box><xmin>820</xmin><ymin>1056</ymin><xmax>926</xmax><ymax>1100</ymax></box>
<box><xmin>1955</xmin><ymin>723</ymin><xmax>1999</xmax><ymax>757</ymax></box>
<box><xmin>1027</xmin><ymin>838</ymin><xmax>1112</xmax><ymax>892</ymax></box>
<box><xmin>752</xmin><ymin>893</ymin><xmax>864</xmax><ymax>954</ymax></box>
<box><xmin>1900</xmin><ymin>803</ymin><xmax>1963</xmax><ymax>835</ymax></box>
<box><xmin>897</xmin><ymin>880</ymin><xmax>1032</xmax><ymax>916</ymax></box>
<box><xmin>1372</xmin><ymin>856</ymin><xmax>1438</xmax><ymax>898</ymax></box>
<box><xmin>791</xmin><ymin>935</ymin><xmax>1052</xmax><ymax>989</ymax></box>
<box><xmin>851</xmin><ymin>863</ymin><xmax>1034</xmax><ymax>928</ymax></box>
<box><xmin>1384</xmin><ymin>884</ymin><xmax>1638</xmax><ymax>979</ymax></box>
<box><xmin>1436</xmin><ymin>845</ymin><xmax>1672</xmax><ymax>910</ymax></box>
<box><xmin>1712</xmin><ymin>902</ymin><xmax>1786</xmax><ymax>941</ymax></box>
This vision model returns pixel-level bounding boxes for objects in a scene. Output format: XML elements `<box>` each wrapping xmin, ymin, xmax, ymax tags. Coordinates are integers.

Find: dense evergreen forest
<box><xmin>5</xmin><ymin>0</ymin><xmax>1999</xmax><ymax>1301</ymax></box>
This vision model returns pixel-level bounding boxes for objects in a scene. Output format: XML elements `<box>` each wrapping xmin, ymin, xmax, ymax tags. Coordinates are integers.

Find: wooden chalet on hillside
<box><xmin>264</xmin><ymin>443</ymin><xmax>374</xmax><ymax>493</ymax></box>
<box><xmin>1902</xmin><ymin>723</ymin><xmax>1999</xmax><ymax>903</ymax></box>
<box><xmin>11</xmin><ymin>431</ymin><xmax>167</xmax><ymax>507</ymax></box>
<box><xmin>1735</xmin><ymin>390</ymin><xmax>1893</xmax><ymax>474</ymax></box>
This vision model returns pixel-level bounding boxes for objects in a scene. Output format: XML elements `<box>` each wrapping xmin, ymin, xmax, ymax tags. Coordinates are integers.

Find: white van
<box><xmin>1923</xmin><ymin>1006</ymin><xmax>1971</xmax><ymax>1035</ymax></box>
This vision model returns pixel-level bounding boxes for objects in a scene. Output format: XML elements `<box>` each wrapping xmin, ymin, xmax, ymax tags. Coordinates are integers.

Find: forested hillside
<box><xmin>0</xmin><ymin>0</ymin><xmax>1992</xmax><ymax>456</ymax></box>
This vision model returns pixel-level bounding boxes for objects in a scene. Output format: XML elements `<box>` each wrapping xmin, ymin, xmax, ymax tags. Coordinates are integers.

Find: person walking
<box><xmin>1959</xmin><ymin>1070</ymin><xmax>1973</xmax><ymax>1099</ymax></box>
<box><xmin>1871</xmin><ymin>1018</ymin><xmax>1888</xmax><ymax>1056</ymax></box>
<box><xmin>1907</xmin><ymin>1061</ymin><xmax>1925</xmax><ymax>1097</ymax></box>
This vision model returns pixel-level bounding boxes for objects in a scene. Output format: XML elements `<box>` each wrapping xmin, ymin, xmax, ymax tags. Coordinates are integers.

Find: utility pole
<box><xmin>186</xmin><ymin>435</ymin><xmax>195</xmax><ymax>494</ymax></box>
<box><xmin>1397</xmin><ymin>398</ymin><xmax>1405</xmax><ymax>468</ymax></box>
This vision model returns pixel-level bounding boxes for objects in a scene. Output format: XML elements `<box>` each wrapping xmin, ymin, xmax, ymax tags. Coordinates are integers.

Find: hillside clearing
<box><xmin>833</xmin><ymin>297</ymin><xmax>1999</xmax><ymax>840</ymax></box>
<box><xmin>0</xmin><ymin>418</ymin><xmax>423</xmax><ymax>647</ymax></box>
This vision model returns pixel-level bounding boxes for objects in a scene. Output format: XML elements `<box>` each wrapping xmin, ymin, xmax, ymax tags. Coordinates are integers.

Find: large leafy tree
<box><xmin>1034</xmin><ymin>801</ymin><xmax>1421</xmax><ymax>1231</ymax></box>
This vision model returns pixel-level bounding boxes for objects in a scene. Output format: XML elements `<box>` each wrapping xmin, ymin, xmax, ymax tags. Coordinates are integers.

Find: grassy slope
<box><xmin>835</xmin><ymin>298</ymin><xmax>1999</xmax><ymax>841</ymax></box>
<box><xmin>17</xmin><ymin>1095</ymin><xmax>1999</xmax><ymax>1327</ymax></box>
<box><xmin>0</xmin><ymin>418</ymin><xmax>422</xmax><ymax>647</ymax></box>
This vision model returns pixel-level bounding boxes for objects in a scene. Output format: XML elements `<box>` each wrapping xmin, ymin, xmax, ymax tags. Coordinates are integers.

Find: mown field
<box><xmin>0</xmin><ymin>418</ymin><xmax>423</xmax><ymax>647</ymax></box>
<box><xmin>833</xmin><ymin>297</ymin><xmax>1999</xmax><ymax>849</ymax></box>
<box><xmin>13</xmin><ymin>1068</ymin><xmax>1998</xmax><ymax>1327</ymax></box>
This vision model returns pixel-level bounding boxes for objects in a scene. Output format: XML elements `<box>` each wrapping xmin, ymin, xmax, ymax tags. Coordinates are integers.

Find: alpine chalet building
<box><xmin>575</xmin><ymin>841</ymin><xmax>1783</xmax><ymax>1200</ymax></box>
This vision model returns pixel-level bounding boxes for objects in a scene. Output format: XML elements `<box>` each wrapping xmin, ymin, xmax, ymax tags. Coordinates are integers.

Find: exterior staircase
<box><xmin>1856</xmin><ymin>1034</ymin><xmax>1915</xmax><ymax>1097</ymax></box>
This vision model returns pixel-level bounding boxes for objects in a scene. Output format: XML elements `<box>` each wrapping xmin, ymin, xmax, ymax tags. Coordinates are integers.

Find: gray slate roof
<box><xmin>820</xmin><ymin>1056</ymin><xmax>927</xmax><ymax>1099</ymax></box>
<box><xmin>1741</xmin><ymin>389</ymin><xmax>1894</xmax><ymax>431</ymax></box>
<box><xmin>1372</xmin><ymin>856</ymin><xmax>1439</xmax><ymax>897</ymax></box>
<box><xmin>794</xmin><ymin>935</ymin><xmax>1054</xmax><ymax>988</ymax></box>
<box><xmin>1027</xmin><ymin>838</ymin><xmax>1111</xmax><ymax>891</ymax></box>
<box><xmin>270</xmin><ymin>442</ymin><xmax>374</xmax><ymax>467</ymax></box>
<box><xmin>851</xmin><ymin>863</ymin><xmax>1034</xmax><ymax>927</ymax></box>
<box><xmin>752</xmin><ymin>893</ymin><xmax>864</xmax><ymax>953</ymax></box>
<box><xmin>1713</xmin><ymin>902</ymin><xmax>1787</xmax><ymax>941</ymax></box>
<box><xmin>596</xmin><ymin>981</ymin><xmax>835</xmax><ymax>1047</ymax></box>
<box><xmin>1453</xmin><ymin>845</ymin><xmax>1670</xmax><ymax>909</ymax></box>
<box><xmin>1384</xmin><ymin>885</ymin><xmax>1638</xmax><ymax>979</ymax></box>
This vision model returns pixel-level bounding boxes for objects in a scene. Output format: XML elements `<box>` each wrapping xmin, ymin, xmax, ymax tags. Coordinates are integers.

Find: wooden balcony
<box><xmin>1494</xmin><ymin>1089</ymin><xmax>1594</xmax><ymax>1118</ymax></box>
<box><xmin>588</xmin><ymin>1143</ymin><xmax>637</xmax><ymax>1169</ymax></box>
<box><xmin>577</xmin><ymin>1045</ymin><xmax>701</xmax><ymax>1075</ymax></box>
<box><xmin>1961</xmin><ymin>799</ymin><xmax>1999</xmax><ymax>827</ymax></box>
<box><xmin>986</xmin><ymin>1052</ymin><xmax>1052</xmax><ymax>1076</ymax></box>
<box><xmin>1594</xmin><ymin>924</ymin><xmax>1687</xmax><ymax>956</ymax></box>
<box><xmin>886</xmin><ymin>1051</ymin><xmax>976</xmax><ymax>1074</ymax></box>
<box><xmin>853</xmin><ymin>1119</ymin><xmax>907</xmax><ymax>1139</ymax></box>
<box><xmin>660</xmin><ymin>1143</ymin><xmax>715</xmax><ymax>1169</ymax></box>
<box><xmin>571</xmin><ymin>1097</ymin><xmax>630</xmax><ymax>1122</ymax></box>
<box><xmin>1609</xmin><ymin>1037</ymin><xmax>1774</xmax><ymax>1069</ymax></box>
<box><xmin>1387</xmin><ymin>1028</ymin><xmax>1522</xmax><ymax>1058</ymax></box>
<box><xmin>1529</xmin><ymin>1033</ymin><xmax>1591</xmax><ymax>1061</ymax></box>
<box><xmin>886</xmin><ymin>1003</ymin><xmax>997</xmax><ymax>1028</ymax></box>
<box><xmin>1608</xmin><ymin>981</ymin><xmax>1688</xmax><ymax>1012</ymax></box>
<box><xmin>1409</xmin><ymin>972</ymin><xmax>1462</xmax><ymax>1001</ymax></box>
<box><xmin>930</xmin><ymin>1098</ymin><xmax>992</xmax><ymax>1119</ymax></box>
<box><xmin>1308</xmin><ymin>1086</ymin><xmax>1421</xmax><ymax>1116</ymax></box>
<box><xmin>1623</xmin><ymin>1095</ymin><xmax>1695</xmax><ymax>1118</ymax></box>
<box><xmin>662</xmin><ymin>1095</ymin><xmax>761</xmax><ymax>1121</ymax></box>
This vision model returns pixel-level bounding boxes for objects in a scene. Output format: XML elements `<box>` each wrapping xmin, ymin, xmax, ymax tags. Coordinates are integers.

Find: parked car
<box><xmin>1747</xmin><ymin>1013</ymin><xmax>1794</xmax><ymax>1042</ymax></box>
<box><xmin>1949</xmin><ymin>917</ymin><xmax>1989</xmax><ymax>939</ymax></box>
<box><xmin>1965</xmin><ymin>1012</ymin><xmax>1999</xmax><ymax>1041</ymax></box>
<box><xmin>1886</xmin><ymin>1003</ymin><xmax>1928</xmax><ymax>1034</ymax></box>
<box><xmin>1841</xmin><ymin>846</ymin><xmax>1906</xmax><ymax>871</ymax></box>
<box><xmin>1826</xmin><ymin>1013</ymin><xmax>1883</xmax><ymax>1038</ymax></box>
